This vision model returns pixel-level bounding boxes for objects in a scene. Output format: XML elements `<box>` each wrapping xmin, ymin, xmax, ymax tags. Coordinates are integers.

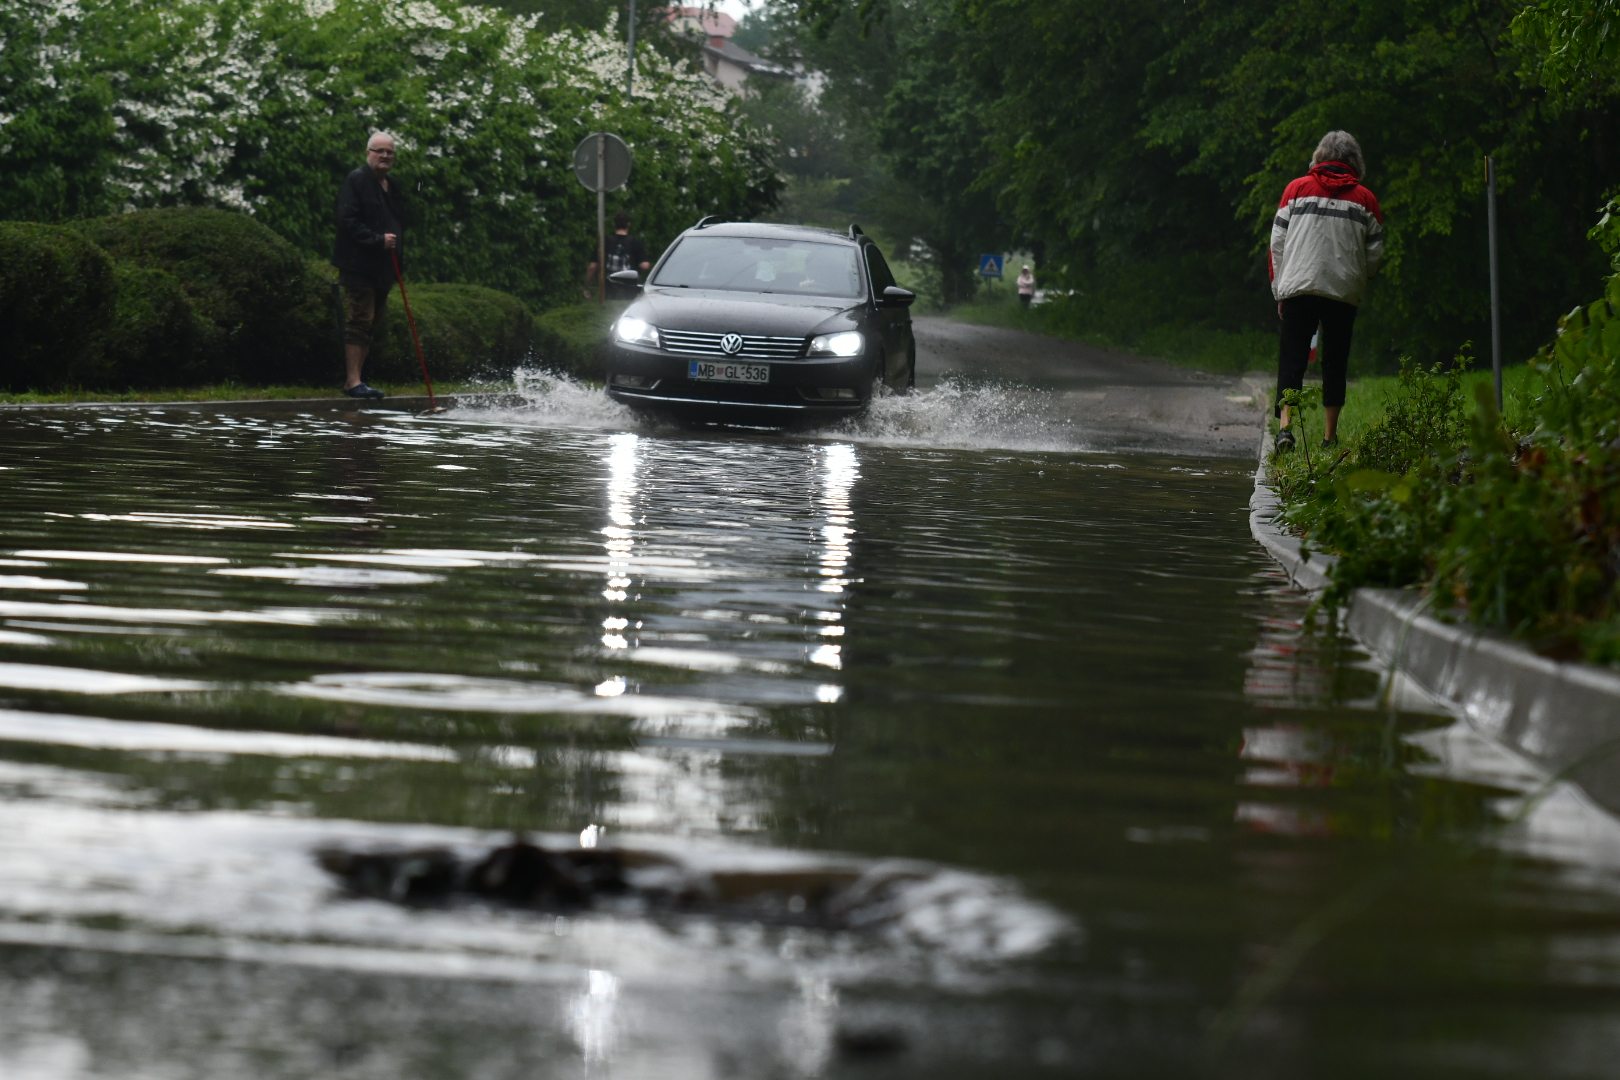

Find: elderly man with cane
<box><xmin>1270</xmin><ymin>130</ymin><xmax>1384</xmax><ymax>452</ymax></box>
<box><xmin>333</xmin><ymin>131</ymin><xmax>406</xmax><ymax>400</ymax></box>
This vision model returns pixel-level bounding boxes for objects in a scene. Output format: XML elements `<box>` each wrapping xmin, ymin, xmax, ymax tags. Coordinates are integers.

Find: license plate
<box><xmin>688</xmin><ymin>360</ymin><xmax>770</xmax><ymax>384</ymax></box>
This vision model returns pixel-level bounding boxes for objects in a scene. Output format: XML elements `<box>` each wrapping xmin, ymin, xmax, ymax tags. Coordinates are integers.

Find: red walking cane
<box><xmin>390</xmin><ymin>249</ymin><xmax>446</xmax><ymax>415</ymax></box>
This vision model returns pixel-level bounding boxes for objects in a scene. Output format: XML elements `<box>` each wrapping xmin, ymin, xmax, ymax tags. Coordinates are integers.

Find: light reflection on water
<box><xmin>0</xmin><ymin>405</ymin><xmax>1618</xmax><ymax>1075</ymax></box>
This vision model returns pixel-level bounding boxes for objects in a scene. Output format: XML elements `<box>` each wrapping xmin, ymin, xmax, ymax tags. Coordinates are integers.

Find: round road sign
<box><xmin>572</xmin><ymin>132</ymin><xmax>632</xmax><ymax>192</ymax></box>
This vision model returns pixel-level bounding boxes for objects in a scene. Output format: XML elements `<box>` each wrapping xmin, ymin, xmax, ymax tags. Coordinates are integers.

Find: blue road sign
<box><xmin>978</xmin><ymin>254</ymin><xmax>1004</xmax><ymax>278</ymax></box>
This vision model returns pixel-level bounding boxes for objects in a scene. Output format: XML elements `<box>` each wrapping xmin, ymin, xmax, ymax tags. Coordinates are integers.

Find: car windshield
<box><xmin>652</xmin><ymin>236</ymin><xmax>864</xmax><ymax>298</ymax></box>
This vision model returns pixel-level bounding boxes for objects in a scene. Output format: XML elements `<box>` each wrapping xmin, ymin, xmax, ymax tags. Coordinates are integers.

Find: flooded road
<box><xmin>3</xmin><ymin>385</ymin><xmax>1620</xmax><ymax>1078</ymax></box>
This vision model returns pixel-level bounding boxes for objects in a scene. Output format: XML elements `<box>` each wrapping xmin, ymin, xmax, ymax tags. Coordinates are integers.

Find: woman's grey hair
<box><xmin>1311</xmin><ymin>130</ymin><xmax>1365</xmax><ymax>177</ymax></box>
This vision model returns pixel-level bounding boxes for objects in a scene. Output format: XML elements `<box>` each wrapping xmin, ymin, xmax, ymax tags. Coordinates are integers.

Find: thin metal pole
<box><xmin>597</xmin><ymin>135</ymin><xmax>607</xmax><ymax>304</ymax></box>
<box><xmin>1487</xmin><ymin>155</ymin><xmax>1502</xmax><ymax>409</ymax></box>
<box><xmin>626</xmin><ymin>0</ymin><xmax>636</xmax><ymax>99</ymax></box>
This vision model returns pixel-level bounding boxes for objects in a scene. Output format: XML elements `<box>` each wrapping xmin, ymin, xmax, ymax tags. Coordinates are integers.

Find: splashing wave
<box><xmin>464</xmin><ymin>370</ymin><xmax>1089</xmax><ymax>453</ymax></box>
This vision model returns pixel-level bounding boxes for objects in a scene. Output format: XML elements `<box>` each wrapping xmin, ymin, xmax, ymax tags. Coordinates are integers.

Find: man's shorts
<box><xmin>342</xmin><ymin>284</ymin><xmax>390</xmax><ymax>348</ymax></box>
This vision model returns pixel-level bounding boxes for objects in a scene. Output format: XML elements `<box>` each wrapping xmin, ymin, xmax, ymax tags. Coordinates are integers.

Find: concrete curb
<box><xmin>0</xmin><ymin>393</ymin><xmax>520</xmax><ymax>414</ymax></box>
<box><xmin>1249</xmin><ymin>429</ymin><xmax>1620</xmax><ymax>812</ymax></box>
<box><xmin>1249</xmin><ymin>428</ymin><xmax>1338</xmax><ymax>593</ymax></box>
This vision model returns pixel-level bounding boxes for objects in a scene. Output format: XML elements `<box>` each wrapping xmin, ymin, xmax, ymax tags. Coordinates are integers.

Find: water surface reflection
<box><xmin>0</xmin><ymin>407</ymin><xmax>1617</xmax><ymax>1076</ymax></box>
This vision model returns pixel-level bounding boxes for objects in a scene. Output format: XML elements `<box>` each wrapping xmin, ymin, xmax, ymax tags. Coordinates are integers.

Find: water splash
<box><xmin>831</xmin><ymin>377</ymin><xmax>1087</xmax><ymax>452</ymax></box>
<box><xmin>459</xmin><ymin>368</ymin><xmax>638</xmax><ymax>431</ymax></box>
<box><xmin>467</xmin><ymin>371</ymin><xmax>1089</xmax><ymax>452</ymax></box>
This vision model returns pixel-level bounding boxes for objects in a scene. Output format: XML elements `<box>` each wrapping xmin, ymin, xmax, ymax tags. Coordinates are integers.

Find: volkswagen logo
<box><xmin>720</xmin><ymin>333</ymin><xmax>744</xmax><ymax>356</ymax></box>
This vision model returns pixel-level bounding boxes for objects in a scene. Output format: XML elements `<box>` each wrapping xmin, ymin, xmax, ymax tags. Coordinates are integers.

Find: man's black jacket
<box><xmin>334</xmin><ymin>166</ymin><xmax>406</xmax><ymax>287</ymax></box>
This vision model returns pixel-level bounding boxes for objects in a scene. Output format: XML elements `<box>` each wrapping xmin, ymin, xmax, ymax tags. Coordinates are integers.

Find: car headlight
<box><xmin>615</xmin><ymin>316</ymin><xmax>659</xmax><ymax>347</ymax></box>
<box><xmin>808</xmin><ymin>331</ymin><xmax>864</xmax><ymax>357</ymax></box>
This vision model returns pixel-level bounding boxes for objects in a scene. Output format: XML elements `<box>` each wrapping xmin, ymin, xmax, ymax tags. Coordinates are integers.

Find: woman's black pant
<box><xmin>1276</xmin><ymin>295</ymin><xmax>1357</xmax><ymax>418</ymax></box>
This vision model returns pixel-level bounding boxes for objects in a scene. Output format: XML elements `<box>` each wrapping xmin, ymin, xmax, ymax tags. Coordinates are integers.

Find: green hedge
<box><xmin>376</xmin><ymin>283</ymin><xmax>541</xmax><ymax>383</ymax></box>
<box><xmin>0</xmin><ymin>208</ymin><xmax>556</xmax><ymax>391</ymax></box>
<box><xmin>77</xmin><ymin>207</ymin><xmax>332</xmax><ymax>385</ymax></box>
<box><xmin>0</xmin><ymin>223</ymin><xmax>117</xmax><ymax>390</ymax></box>
<box><xmin>532</xmin><ymin>302</ymin><xmax>627</xmax><ymax>380</ymax></box>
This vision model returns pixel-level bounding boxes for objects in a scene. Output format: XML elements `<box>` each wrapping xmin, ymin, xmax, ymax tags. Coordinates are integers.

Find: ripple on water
<box><xmin>4</xmin><ymin>406</ymin><xmax>1620</xmax><ymax>1077</ymax></box>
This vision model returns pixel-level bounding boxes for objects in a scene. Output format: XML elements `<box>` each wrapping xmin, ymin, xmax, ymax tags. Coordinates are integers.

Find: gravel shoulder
<box><xmin>913</xmin><ymin>316</ymin><xmax>1267</xmax><ymax>458</ymax></box>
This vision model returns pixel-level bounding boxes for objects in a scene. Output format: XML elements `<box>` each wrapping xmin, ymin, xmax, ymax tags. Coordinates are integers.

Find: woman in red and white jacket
<box><xmin>1270</xmin><ymin>130</ymin><xmax>1384</xmax><ymax>452</ymax></box>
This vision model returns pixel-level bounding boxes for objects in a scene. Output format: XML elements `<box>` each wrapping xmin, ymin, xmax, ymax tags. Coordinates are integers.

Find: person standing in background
<box><xmin>1016</xmin><ymin>264</ymin><xmax>1035</xmax><ymax>308</ymax></box>
<box><xmin>586</xmin><ymin>211</ymin><xmax>651</xmax><ymax>301</ymax></box>
<box><xmin>1270</xmin><ymin>130</ymin><xmax>1384</xmax><ymax>453</ymax></box>
<box><xmin>333</xmin><ymin>131</ymin><xmax>406</xmax><ymax>400</ymax></box>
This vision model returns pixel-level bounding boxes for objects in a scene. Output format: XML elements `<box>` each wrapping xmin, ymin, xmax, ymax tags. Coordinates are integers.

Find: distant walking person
<box><xmin>1270</xmin><ymin>130</ymin><xmax>1384</xmax><ymax>452</ymax></box>
<box><xmin>1016</xmin><ymin>264</ymin><xmax>1035</xmax><ymax>307</ymax></box>
<box><xmin>585</xmin><ymin>211</ymin><xmax>651</xmax><ymax>301</ymax></box>
<box><xmin>334</xmin><ymin>131</ymin><xmax>406</xmax><ymax>400</ymax></box>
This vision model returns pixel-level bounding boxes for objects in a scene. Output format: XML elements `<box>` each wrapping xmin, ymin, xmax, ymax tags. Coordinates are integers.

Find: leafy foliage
<box><xmin>0</xmin><ymin>222</ymin><xmax>118</xmax><ymax>390</ymax></box>
<box><xmin>1273</xmin><ymin>359</ymin><xmax>1470</xmax><ymax>610</ymax></box>
<box><xmin>763</xmin><ymin>0</ymin><xmax>1620</xmax><ymax>368</ymax></box>
<box><xmin>1271</xmin><ymin>269</ymin><xmax>1620</xmax><ymax>662</ymax></box>
<box><xmin>1513</xmin><ymin>0</ymin><xmax>1620</xmax><ymax>102</ymax></box>
<box><xmin>0</xmin><ymin>0</ymin><xmax>780</xmax><ymax>305</ymax></box>
<box><xmin>737</xmin><ymin>0</ymin><xmax>1006</xmax><ymax>302</ymax></box>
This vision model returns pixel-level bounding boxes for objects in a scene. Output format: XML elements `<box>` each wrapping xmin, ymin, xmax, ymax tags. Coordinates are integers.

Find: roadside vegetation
<box><xmin>0</xmin><ymin>0</ymin><xmax>772</xmax><ymax>396</ymax></box>
<box><xmin>0</xmin><ymin>209</ymin><xmax>599</xmax><ymax>393</ymax></box>
<box><xmin>1270</xmin><ymin>264</ymin><xmax>1620</xmax><ymax>665</ymax></box>
<box><xmin>1247</xmin><ymin>4</ymin><xmax>1620</xmax><ymax>669</ymax></box>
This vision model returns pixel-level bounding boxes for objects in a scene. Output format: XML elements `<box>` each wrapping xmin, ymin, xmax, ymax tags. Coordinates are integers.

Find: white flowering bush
<box><xmin>0</xmin><ymin>0</ymin><xmax>781</xmax><ymax>301</ymax></box>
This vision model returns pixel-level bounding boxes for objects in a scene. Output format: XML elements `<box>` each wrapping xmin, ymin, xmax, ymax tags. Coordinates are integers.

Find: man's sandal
<box><xmin>1274</xmin><ymin>427</ymin><xmax>1296</xmax><ymax>454</ymax></box>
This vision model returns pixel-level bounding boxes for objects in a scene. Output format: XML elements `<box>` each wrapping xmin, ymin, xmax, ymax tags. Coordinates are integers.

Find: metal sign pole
<box><xmin>1488</xmin><ymin>156</ymin><xmax>1502</xmax><ymax>409</ymax></box>
<box><xmin>597</xmin><ymin>135</ymin><xmax>607</xmax><ymax>305</ymax></box>
<box><xmin>626</xmin><ymin>0</ymin><xmax>636</xmax><ymax>99</ymax></box>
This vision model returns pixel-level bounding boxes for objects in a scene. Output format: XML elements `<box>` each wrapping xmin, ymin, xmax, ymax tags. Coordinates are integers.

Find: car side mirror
<box><xmin>608</xmin><ymin>269</ymin><xmax>641</xmax><ymax>287</ymax></box>
<box><xmin>881</xmin><ymin>285</ymin><xmax>915</xmax><ymax>307</ymax></box>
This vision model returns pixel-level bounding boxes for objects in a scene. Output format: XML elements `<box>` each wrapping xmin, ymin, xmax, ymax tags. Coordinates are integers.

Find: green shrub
<box><xmin>376</xmin><ymin>283</ymin><xmax>540</xmax><ymax>383</ymax></box>
<box><xmin>532</xmin><ymin>302</ymin><xmax>626</xmax><ymax>380</ymax></box>
<box><xmin>1270</xmin><ymin>269</ymin><xmax>1620</xmax><ymax>662</ymax></box>
<box><xmin>98</xmin><ymin>262</ymin><xmax>210</xmax><ymax>387</ymax></box>
<box><xmin>77</xmin><ymin>208</ymin><xmax>332</xmax><ymax>384</ymax></box>
<box><xmin>0</xmin><ymin>207</ymin><xmax>551</xmax><ymax>391</ymax></box>
<box><xmin>0</xmin><ymin>222</ymin><xmax>117</xmax><ymax>390</ymax></box>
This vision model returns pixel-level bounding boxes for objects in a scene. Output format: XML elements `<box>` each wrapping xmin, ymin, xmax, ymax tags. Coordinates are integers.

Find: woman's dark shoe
<box><xmin>1274</xmin><ymin>427</ymin><xmax>1296</xmax><ymax>454</ymax></box>
<box><xmin>1320</xmin><ymin>436</ymin><xmax>1339</xmax><ymax>450</ymax></box>
<box><xmin>343</xmin><ymin>383</ymin><xmax>385</xmax><ymax>400</ymax></box>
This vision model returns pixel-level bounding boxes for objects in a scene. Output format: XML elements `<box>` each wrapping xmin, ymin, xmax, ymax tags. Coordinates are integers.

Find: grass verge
<box><xmin>0</xmin><ymin>380</ymin><xmax>508</xmax><ymax>405</ymax></box>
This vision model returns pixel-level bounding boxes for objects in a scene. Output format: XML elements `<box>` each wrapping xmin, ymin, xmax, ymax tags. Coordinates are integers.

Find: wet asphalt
<box><xmin>912</xmin><ymin>316</ymin><xmax>1268</xmax><ymax>458</ymax></box>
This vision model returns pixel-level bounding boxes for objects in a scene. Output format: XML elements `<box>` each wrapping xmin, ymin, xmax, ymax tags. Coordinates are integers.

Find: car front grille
<box><xmin>658</xmin><ymin>329</ymin><xmax>807</xmax><ymax>360</ymax></box>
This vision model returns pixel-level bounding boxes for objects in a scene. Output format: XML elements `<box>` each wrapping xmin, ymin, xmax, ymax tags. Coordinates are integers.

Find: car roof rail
<box><xmin>693</xmin><ymin>215</ymin><xmax>724</xmax><ymax>229</ymax></box>
<box><xmin>848</xmin><ymin>224</ymin><xmax>864</xmax><ymax>240</ymax></box>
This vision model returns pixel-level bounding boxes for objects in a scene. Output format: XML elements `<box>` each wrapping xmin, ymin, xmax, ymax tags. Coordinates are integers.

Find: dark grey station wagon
<box><xmin>603</xmin><ymin>221</ymin><xmax>916</xmax><ymax>424</ymax></box>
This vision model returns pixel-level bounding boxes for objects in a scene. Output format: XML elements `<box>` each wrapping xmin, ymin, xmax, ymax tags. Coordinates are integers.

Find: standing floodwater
<box><xmin>1</xmin><ymin>403</ymin><xmax>1619</xmax><ymax>1078</ymax></box>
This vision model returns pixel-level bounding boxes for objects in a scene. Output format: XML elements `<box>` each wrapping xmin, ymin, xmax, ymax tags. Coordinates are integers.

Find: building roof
<box><xmin>700</xmin><ymin>38</ymin><xmax>792</xmax><ymax>77</ymax></box>
<box><xmin>666</xmin><ymin>6</ymin><xmax>737</xmax><ymax>39</ymax></box>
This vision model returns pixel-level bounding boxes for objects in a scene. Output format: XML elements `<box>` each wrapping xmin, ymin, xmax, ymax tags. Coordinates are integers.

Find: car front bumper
<box><xmin>604</xmin><ymin>342</ymin><xmax>872</xmax><ymax>413</ymax></box>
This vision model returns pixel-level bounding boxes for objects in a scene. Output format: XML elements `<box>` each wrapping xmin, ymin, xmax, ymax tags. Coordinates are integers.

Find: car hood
<box><xmin>630</xmin><ymin>287</ymin><xmax>861</xmax><ymax>337</ymax></box>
